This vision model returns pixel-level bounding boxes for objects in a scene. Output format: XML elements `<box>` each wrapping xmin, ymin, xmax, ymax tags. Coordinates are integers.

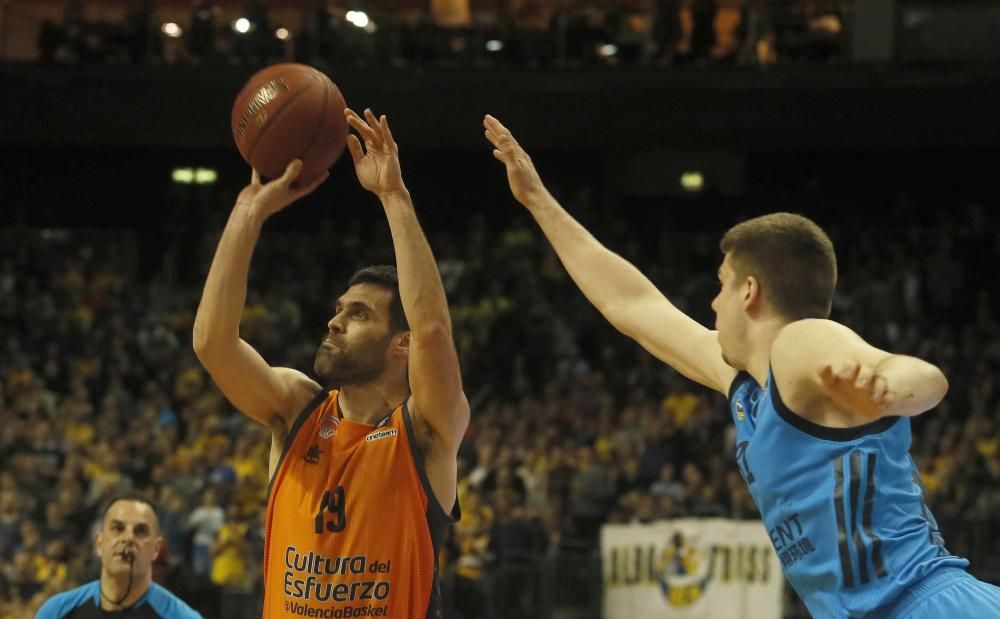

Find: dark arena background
<box><xmin>2</xmin><ymin>1</ymin><xmax>1000</xmax><ymax>618</ymax></box>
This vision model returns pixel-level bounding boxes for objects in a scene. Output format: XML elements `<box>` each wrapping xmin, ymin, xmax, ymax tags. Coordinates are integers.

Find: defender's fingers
<box><xmin>870</xmin><ymin>375</ymin><xmax>888</xmax><ymax>402</ymax></box>
<box><xmin>484</xmin><ymin>114</ymin><xmax>510</xmax><ymax>134</ymax></box>
<box><xmin>855</xmin><ymin>365</ymin><xmax>875</xmax><ymax>389</ymax></box>
<box><xmin>837</xmin><ymin>360</ymin><xmax>860</xmax><ymax>382</ymax></box>
<box><xmin>485</xmin><ymin>115</ymin><xmax>521</xmax><ymax>146</ymax></box>
<box><xmin>819</xmin><ymin>364</ymin><xmax>838</xmax><ymax>387</ymax></box>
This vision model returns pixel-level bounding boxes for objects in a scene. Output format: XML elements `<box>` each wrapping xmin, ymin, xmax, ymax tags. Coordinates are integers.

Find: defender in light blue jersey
<box><xmin>729</xmin><ymin>371</ymin><xmax>977</xmax><ymax>617</ymax></box>
<box><xmin>485</xmin><ymin>116</ymin><xmax>1000</xmax><ymax>618</ymax></box>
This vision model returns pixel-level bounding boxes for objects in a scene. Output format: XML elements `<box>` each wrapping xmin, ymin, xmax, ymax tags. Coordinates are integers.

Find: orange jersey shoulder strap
<box><xmin>265</xmin><ymin>388</ymin><xmax>332</xmax><ymax>502</ymax></box>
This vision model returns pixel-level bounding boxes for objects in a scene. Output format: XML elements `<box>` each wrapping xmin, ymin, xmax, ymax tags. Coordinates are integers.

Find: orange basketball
<box><xmin>231</xmin><ymin>63</ymin><xmax>347</xmax><ymax>182</ymax></box>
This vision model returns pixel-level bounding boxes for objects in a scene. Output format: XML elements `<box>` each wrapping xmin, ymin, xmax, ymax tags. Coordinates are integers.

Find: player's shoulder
<box><xmin>273</xmin><ymin>367</ymin><xmax>326</xmax><ymax>422</ymax></box>
<box><xmin>36</xmin><ymin>581</ymin><xmax>100</xmax><ymax>617</ymax></box>
<box><xmin>145</xmin><ymin>582</ymin><xmax>203</xmax><ymax>618</ymax></box>
<box><xmin>773</xmin><ymin>318</ymin><xmax>855</xmax><ymax>349</ymax></box>
<box><xmin>274</xmin><ymin>367</ymin><xmax>323</xmax><ymax>401</ymax></box>
<box><xmin>771</xmin><ymin>319</ymin><xmax>860</xmax><ymax>376</ymax></box>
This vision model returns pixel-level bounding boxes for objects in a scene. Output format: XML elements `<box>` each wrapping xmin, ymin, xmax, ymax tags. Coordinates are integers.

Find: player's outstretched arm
<box><xmin>193</xmin><ymin>161</ymin><xmax>327</xmax><ymax>430</ymax></box>
<box><xmin>771</xmin><ymin>319</ymin><xmax>949</xmax><ymax>421</ymax></box>
<box><xmin>484</xmin><ymin>114</ymin><xmax>737</xmax><ymax>395</ymax></box>
<box><xmin>345</xmin><ymin>108</ymin><xmax>470</xmax><ymax>448</ymax></box>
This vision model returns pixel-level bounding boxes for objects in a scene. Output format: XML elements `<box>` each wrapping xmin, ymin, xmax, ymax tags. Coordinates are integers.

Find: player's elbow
<box><xmin>597</xmin><ymin>298</ymin><xmax>638</xmax><ymax>336</ymax></box>
<box><xmin>192</xmin><ymin>322</ymin><xmax>213</xmax><ymax>360</ymax></box>
<box><xmin>925</xmin><ymin>364</ymin><xmax>949</xmax><ymax>407</ymax></box>
<box><xmin>903</xmin><ymin>361</ymin><xmax>949</xmax><ymax>416</ymax></box>
<box><xmin>192</xmin><ymin>320</ymin><xmax>229</xmax><ymax>365</ymax></box>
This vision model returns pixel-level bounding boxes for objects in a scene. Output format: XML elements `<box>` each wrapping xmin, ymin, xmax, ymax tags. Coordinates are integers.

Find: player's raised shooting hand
<box><xmin>484</xmin><ymin>115</ymin><xmax>550</xmax><ymax>209</ymax></box>
<box><xmin>819</xmin><ymin>359</ymin><xmax>896</xmax><ymax>419</ymax></box>
<box><xmin>236</xmin><ymin>159</ymin><xmax>328</xmax><ymax>219</ymax></box>
<box><xmin>345</xmin><ymin>108</ymin><xmax>407</xmax><ymax>199</ymax></box>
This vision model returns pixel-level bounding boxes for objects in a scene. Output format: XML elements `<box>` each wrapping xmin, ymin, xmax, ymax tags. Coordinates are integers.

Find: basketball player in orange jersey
<box><xmin>193</xmin><ymin>107</ymin><xmax>469</xmax><ymax>619</ymax></box>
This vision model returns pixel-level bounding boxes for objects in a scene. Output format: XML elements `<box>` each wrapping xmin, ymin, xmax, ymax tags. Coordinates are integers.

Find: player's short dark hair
<box><xmin>101</xmin><ymin>492</ymin><xmax>160</xmax><ymax>531</ymax></box>
<box><xmin>720</xmin><ymin>213</ymin><xmax>837</xmax><ymax>319</ymax></box>
<box><xmin>348</xmin><ymin>265</ymin><xmax>409</xmax><ymax>333</ymax></box>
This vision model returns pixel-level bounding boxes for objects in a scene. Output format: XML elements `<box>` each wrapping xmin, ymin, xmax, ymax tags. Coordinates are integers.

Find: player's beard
<box><xmin>314</xmin><ymin>333</ymin><xmax>392</xmax><ymax>386</ymax></box>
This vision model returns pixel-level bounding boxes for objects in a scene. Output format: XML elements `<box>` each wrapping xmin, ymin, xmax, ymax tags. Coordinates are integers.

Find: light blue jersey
<box><xmin>728</xmin><ymin>370</ymin><xmax>971</xmax><ymax>618</ymax></box>
<box><xmin>36</xmin><ymin>581</ymin><xmax>202</xmax><ymax>618</ymax></box>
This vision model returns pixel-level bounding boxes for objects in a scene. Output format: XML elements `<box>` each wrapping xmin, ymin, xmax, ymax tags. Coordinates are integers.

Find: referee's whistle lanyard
<box><xmin>100</xmin><ymin>549</ymin><xmax>136</xmax><ymax>609</ymax></box>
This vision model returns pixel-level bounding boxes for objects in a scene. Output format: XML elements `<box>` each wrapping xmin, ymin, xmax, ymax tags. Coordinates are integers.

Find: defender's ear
<box><xmin>743</xmin><ymin>275</ymin><xmax>763</xmax><ymax>312</ymax></box>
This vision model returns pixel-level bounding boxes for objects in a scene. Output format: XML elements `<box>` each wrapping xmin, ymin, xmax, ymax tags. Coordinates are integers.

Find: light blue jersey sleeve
<box><xmin>145</xmin><ymin>583</ymin><xmax>203</xmax><ymax>619</ymax></box>
<box><xmin>35</xmin><ymin>582</ymin><xmax>100</xmax><ymax>618</ymax></box>
<box><xmin>34</xmin><ymin>581</ymin><xmax>201</xmax><ymax>619</ymax></box>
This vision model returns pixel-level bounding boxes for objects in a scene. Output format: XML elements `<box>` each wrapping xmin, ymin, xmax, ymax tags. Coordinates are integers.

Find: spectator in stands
<box><xmin>185</xmin><ymin>488</ymin><xmax>223</xmax><ymax>579</ymax></box>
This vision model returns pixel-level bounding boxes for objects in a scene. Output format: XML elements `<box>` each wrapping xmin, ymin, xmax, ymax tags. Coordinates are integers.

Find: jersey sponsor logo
<box><xmin>283</xmin><ymin>572</ymin><xmax>391</xmax><ymax>603</ymax></box>
<box><xmin>768</xmin><ymin>513</ymin><xmax>816</xmax><ymax>570</ymax></box>
<box><xmin>365</xmin><ymin>429</ymin><xmax>397</xmax><ymax>443</ymax></box>
<box><xmin>283</xmin><ymin>547</ymin><xmax>395</xmax><ymax>608</ymax></box>
<box><xmin>305</xmin><ymin>444</ymin><xmax>323</xmax><ymax>465</ymax></box>
<box><xmin>284</xmin><ymin>601</ymin><xmax>388</xmax><ymax>617</ymax></box>
<box><xmin>319</xmin><ymin>415</ymin><xmax>340</xmax><ymax>440</ymax></box>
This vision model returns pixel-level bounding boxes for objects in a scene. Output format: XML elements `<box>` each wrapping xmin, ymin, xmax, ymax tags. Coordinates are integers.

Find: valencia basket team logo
<box><xmin>319</xmin><ymin>415</ymin><xmax>340</xmax><ymax>439</ymax></box>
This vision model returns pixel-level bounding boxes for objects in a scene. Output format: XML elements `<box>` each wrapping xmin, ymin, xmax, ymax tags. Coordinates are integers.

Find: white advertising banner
<box><xmin>601</xmin><ymin>518</ymin><xmax>783</xmax><ymax>619</ymax></box>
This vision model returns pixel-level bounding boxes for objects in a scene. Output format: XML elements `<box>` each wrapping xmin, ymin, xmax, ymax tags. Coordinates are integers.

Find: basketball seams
<box><xmin>246</xmin><ymin>70</ymin><xmax>320</xmax><ymax>168</ymax></box>
<box><xmin>296</xmin><ymin>70</ymin><xmax>331</xmax><ymax>169</ymax></box>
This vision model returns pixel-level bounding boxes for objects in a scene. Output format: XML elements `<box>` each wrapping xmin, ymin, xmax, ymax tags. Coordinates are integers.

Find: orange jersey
<box><xmin>263</xmin><ymin>390</ymin><xmax>458</xmax><ymax>619</ymax></box>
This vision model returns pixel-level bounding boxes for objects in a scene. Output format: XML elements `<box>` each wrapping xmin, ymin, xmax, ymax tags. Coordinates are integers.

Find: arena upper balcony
<box><xmin>2</xmin><ymin>0</ymin><xmax>1000</xmax><ymax>151</ymax></box>
<box><xmin>2</xmin><ymin>60</ymin><xmax>1000</xmax><ymax>152</ymax></box>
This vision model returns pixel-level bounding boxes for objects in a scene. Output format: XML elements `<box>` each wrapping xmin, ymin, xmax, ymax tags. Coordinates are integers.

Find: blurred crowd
<box><xmin>1</xmin><ymin>186</ymin><xmax>999</xmax><ymax>619</ymax></box>
<box><xmin>31</xmin><ymin>0</ymin><xmax>849</xmax><ymax>69</ymax></box>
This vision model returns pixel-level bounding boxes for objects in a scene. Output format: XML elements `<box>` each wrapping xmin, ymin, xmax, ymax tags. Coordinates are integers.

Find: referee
<box><xmin>36</xmin><ymin>494</ymin><xmax>202</xmax><ymax>618</ymax></box>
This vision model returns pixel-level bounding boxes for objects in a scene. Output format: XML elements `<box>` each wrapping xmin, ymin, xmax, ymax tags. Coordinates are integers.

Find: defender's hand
<box><xmin>484</xmin><ymin>114</ymin><xmax>550</xmax><ymax>208</ymax></box>
<box><xmin>819</xmin><ymin>360</ymin><xmax>896</xmax><ymax>419</ymax></box>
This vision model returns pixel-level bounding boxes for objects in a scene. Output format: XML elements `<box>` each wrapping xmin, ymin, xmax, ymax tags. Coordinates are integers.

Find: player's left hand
<box><xmin>236</xmin><ymin>159</ymin><xmax>328</xmax><ymax>220</ymax></box>
<box><xmin>819</xmin><ymin>360</ymin><xmax>896</xmax><ymax>418</ymax></box>
<box><xmin>345</xmin><ymin>108</ymin><xmax>407</xmax><ymax>199</ymax></box>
